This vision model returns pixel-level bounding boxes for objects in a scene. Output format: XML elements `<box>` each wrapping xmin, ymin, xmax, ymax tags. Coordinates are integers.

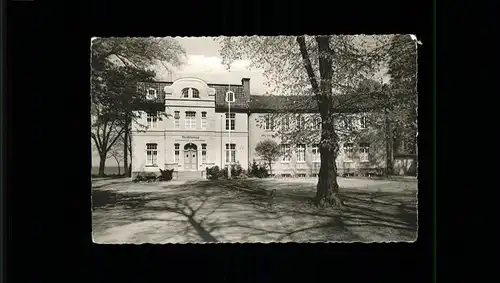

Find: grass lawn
<box><xmin>91</xmin><ymin>177</ymin><xmax>417</xmax><ymax>243</ymax></box>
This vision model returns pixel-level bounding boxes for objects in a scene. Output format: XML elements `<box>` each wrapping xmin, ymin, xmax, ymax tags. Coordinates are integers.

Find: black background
<box><xmin>4</xmin><ymin>0</ymin><xmax>437</xmax><ymax>282</ymax></box>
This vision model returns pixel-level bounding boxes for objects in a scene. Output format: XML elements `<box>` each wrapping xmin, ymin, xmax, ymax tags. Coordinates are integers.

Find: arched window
<box><xmin>192</xmin><ymin>88</ymin><xmax>200</xmax><ymax>98</ymax></box>
<box><xmin>181</xmin><ymin>87</ymin><xmax>200</xmax><ymax>98</ymax></box>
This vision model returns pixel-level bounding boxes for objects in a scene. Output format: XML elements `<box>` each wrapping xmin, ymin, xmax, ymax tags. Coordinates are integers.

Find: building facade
<box><xmin>130</xmin><ymin>77</ymin><xmax>387</xmax><ymax>179</ymax></box>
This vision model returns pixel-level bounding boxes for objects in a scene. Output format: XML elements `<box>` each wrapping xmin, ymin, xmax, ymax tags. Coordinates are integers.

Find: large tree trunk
<box><xmin>268</xmin><ymin>161</ymin><xmax>273</xmax><ymax>175</ymax></box>
<box><xmin>123</xmin><ymin>116</ymin><xmax>131</xmax><ymax>177</ymax></box>
<box><xmin>315</xmin><ymin>114</ymin><xmax>343</xmax><ymax>208</ymax></box>
<box><xmin>98</xmin><ymin>155</ymin><xmax>106</xmax><ymax>177</ymax></box>
<box><xmin>123</xmin><ymin>129</ymin><xmax>129</xmax><ymax>176</ymax></box>
<box><xmin>385</xmin><ymin>110</ymin><xmax>394</xmax><ymax>175</ymax></box>
<box><xmin>296</xmin><ymin>35</ymin><xmax>343</xmax><ymax>208</ymax></box>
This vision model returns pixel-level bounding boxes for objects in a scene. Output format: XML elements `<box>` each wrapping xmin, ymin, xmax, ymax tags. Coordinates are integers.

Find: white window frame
<box><xmin>146</xmin><ymin>143</ymin><xmax>158</xmax><ymax>166</ymax></box>
<box><xmin>225</xmin><ymin>143</ymin><xmax>236</xmax><ymax>164</ymax></box>
<box><xmin>359</xmin><ymin>143</ymin><xmax>370</xmax><ymax>162</ymax></box>
<box><xmin>174</xmin><ymin>111</ymin><xmax>180</xmax><ymax>129</ymax></box>
<box><xmin>192</xmin><ymin>88</ymin><xmax>200</xmax><ymax>98</ymax></box>
<box><xmin>282</xmin><ymin>117</ymin><xmax>289</xmax><ymax>131</ymax></box>
<box><xmin>296</xmin><ymin>144</ymin><xmax>306</xmax><ymax>162</ymax></box>
<box><xmin>202</xmin><ymin>144</ymin><xmax>207</xmax><ymax>163</ymax></box>
<box><xmin>147</xmin><ymin>112</ymin><xmax>158</xmax><ymax>129</ymax></box>
<box><xmin>281</xmin><ymin>144</ymin><xmax>291</xmax><ymax>163</ymax></box>
<box><xmin>201</xmin><ymin>112</ymin><xmax>207</xmax><ymax>129</ymax></box>
<box><xmin>315</xmin><ymin>117</ymin><xmax>321</xmax><ymax>130</ymax></box>
<box><xmin>264</xmin><ymin>114</ymin><xmax>273</xmax><ymax>131</ymax></box>
<box><xmin>360</xmin><ymin>115</ymin><xmax>368</xmax><ymax>129</ymax></box>
<box><xmin>185</xmin><ymin>111</ymin><xmax>196</xmax><ymax>129</ymax></box>
<box><xmin>343</xmin><ymin>143</ymin><xmax>354</xmax><ymax>162</ymax></box>
<box><xmin>296</xmin><ymin>115</ymin><xmax>303</xmax><ymax>130</ymax></box>
<box><xmin>225</xmin><ymin>113</ymin><xmax>235</xmax><ymax>131</ymax></box>
<box><xmin>146</xmin><ymin>88</ymin><xmax>157</xmax><ymax>100</ymax></box>
<box><xmin>174</xmin><ymin>143</ymin><xmax>180</xmax><ymax>163</ymax></box>
<box><xmin>312</xmin><ymin>144</ymin><xmax>320</xmax><ymax>162</ymax></box>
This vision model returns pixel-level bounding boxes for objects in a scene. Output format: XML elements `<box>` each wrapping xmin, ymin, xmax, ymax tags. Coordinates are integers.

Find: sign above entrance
<box><xmin>182</xmin><ymin>135</ymin><xmax>200</xmax><ymax>139</ymax></box>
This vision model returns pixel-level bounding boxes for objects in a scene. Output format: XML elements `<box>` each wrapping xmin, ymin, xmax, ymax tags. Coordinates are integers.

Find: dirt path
<box><xmin>92</xmin><ymin>178</ymin><xmax>417</xmax><ymax>243</ymax></box>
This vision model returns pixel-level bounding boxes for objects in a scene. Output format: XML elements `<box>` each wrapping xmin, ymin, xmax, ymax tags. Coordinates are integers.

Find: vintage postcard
<box><xmin>91</xmin><ymin>35</ymin><xmax>418</xmax><ymax>243</ymax></box>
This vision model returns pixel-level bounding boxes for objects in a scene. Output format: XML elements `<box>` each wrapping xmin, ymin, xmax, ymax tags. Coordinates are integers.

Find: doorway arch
<box><xmin>184</xmin><ymin>143</ymin><xmax>198</xmax><ymax>171</ymax></box>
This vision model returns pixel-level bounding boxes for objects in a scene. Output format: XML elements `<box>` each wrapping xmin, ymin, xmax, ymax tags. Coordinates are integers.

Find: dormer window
<box><xmin>360</xmin><ymin>115</ymin><xmax>368</xmax><ymax>129</ymax></box>
<box><xmin>225</xmin><ymin>91</ymin><xmax>235</xmax><ymax>103</ymax></box>
<box><xmin>192</xmin><ymin>88</ymin><xmax>200</xmax><ymax>98</ymax></box>
<box><xmin>146</xmin><ymin>88</ymin><xmax>157</xmax><ymax>100</ymax></box>
<box><xmin>181</xmin><ymin>87</ymin><xmax>200</xmax><ymax>98</ymax></box>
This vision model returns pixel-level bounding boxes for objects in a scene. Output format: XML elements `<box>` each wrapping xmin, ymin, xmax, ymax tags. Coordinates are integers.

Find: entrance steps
<box><xmin>175</xmin><ymin>171</ymin><xmax>204</xmax><ymax>180</ymax></box>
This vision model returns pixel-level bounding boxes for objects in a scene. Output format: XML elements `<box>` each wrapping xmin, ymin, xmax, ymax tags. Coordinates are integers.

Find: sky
<box><xmin>154</xmin><ymin>37</ymin><xmax>268</xmax><ymax>95</ymax></box>
<box><xmin>154</xmin><ymin>36</ymin><xmax>391</xmax><ymax>95</ymax></box>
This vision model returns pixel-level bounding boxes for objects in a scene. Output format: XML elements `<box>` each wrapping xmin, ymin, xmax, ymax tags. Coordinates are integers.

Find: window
<box><xmin>281</xmin><ymin>144</ymin><xmax>291</xmax><ymax>162</ymax></box>
<box><xmin>146</xmin><ymin>143</ymin><xmax>158</xmax><ymax>166</ymax></box>
<box><xmin>359</xmin><ymin>143</ymin><xmax>370</xmax><ymax>162</ymax></box>
<box><xmin>297</xmin><ymin>144</ymin><xmax>306</xmax><ymax>162</ymax></box>
<box><xmin>225</xmin><ymin>113</ymin><xmax>235</xmax><ymax>131</ymax></box>
<box><xmin>147</xmin><ymin>112</ymin><xmax>158</xmax><ymax>129</ymax></box>
<box><xmin>265</xmin><ymin>114</ymin><xmax>273</xmax><ymax>130</ymax></box>
<box><xmin>181</xmin><ymin>88</ymin><xmax>200</xmax><ymax>98</ymax></box>
<box><xmin>312</xmin><ymin>144</ymin><xmax>320</xmax><ymax>162</ymax></box>
<box><xmin>296</xmin><ymin>115</ymin><xmax>306</xmax><ymax>130</ymax></box>
<box><xmin>360</xmin><ymin>115</ymin><xmax>368</xmax><ymax>129</ymax></box>
<box><xmin>185</xmin><ymin>111</ymin><xmax>196</xmax><ymax>129</ymax></box>
<box><xmin>174</xmin><ymin>111</ymin><xmax>180</xmax><ymax>129</ymax></box>
<box><xmin>174</xmin><ymin>144</ymin><xmax>180</xmax><ymax>163</ymax></box>
<box><xmin>225</xmin><ymin>91</ymin><xmax>235</xmax><ymax>102</ymax></box>
<box><xmin>315</xmin><ymin>117</ymin><xmax>322</xmax><ymax>130</ymax></box>
<box><xmin>344</xmin><ymin>117</ymin><xmax>353</xmax><ymax>129</ymax></box>
<box><xmin>201</xmin><ymin>112</ymin><xmax>207</xmax><ymax>129</ymax></box>
<box><xmin>282</xmin><ymin>117</ymin><xmax>289</xmax><ymax>131</ymax></box>
<box><xmin>146</xmin><ymin>88</ymin><xmax>157</xmax><ymax>100</ymax></box>
<box><xmin>192</xmin><ymin>88</ymin><xmax>200</xmax><ymax>98</ymax></box>
<box><xmin>202</xmin><ymin>144</ymin><xmax>207</xmax><ymax>163</ymax></box>
<box><xmin>343</xmin><ymin>143</ymin><xmax>354</xmax><ymax>161</ymax></box>
<box><xmin>225</xmin><ymin>143</ymin><xmax>236</xmax><ymax>163</ymax></box>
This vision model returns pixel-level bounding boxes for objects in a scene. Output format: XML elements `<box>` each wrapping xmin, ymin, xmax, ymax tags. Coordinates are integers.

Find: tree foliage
<box><xmin>219</xmin><ymin>35</ymin><xmax>391</xmax><ymax>145</ymax></box>
<box><xmin>219</xmin><ymin>35</ymin><xmax>394</xmax><ymax>207</ymax></box>
<box><xmin>254</xmin><ymin>140</ymin><xmax>281</xmax><ymax>175</ymax></box>
<box><xmin>386</xmin><ymin>35</ymin><xmax>417</xmax><ymax>154</ymax></box>
<box><xmin>90</xmin><ymin>37</ymin><xmax>186</xmax><ymax>176</ymax></box>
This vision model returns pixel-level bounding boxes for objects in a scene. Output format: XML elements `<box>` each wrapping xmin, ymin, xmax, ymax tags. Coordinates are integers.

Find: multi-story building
<box><xmin>130</xmin><ymin>77</ymin><xmax>387</xmax><ymax>179</ymax></box>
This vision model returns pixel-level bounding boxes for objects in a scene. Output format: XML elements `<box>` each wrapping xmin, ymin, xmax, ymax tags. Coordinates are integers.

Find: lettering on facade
<box><xmin>181</xmin><ymin>136</ymin><xmax>200</xmax><ymax>139</ymax></box>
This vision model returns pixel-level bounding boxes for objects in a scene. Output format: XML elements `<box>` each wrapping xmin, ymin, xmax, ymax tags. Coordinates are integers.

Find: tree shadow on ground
<box><xmin>92</xmin><ymin>178</ymin><xmax>417</xmax><ymax>242</ymax></box>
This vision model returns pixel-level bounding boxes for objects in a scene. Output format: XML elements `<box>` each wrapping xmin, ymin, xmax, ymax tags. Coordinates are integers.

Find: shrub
<box><xmin>206</xmin><ymin>163</ymin><xmax>247</xmax><ymax>179</ymax></box>
<box><xmin>223</xmin><ymin>162</ymin><xmax>243</xmax><ymax>178</ymax></box>
<box><xmin>206</xmin><ymin>166</ymin><xmax>224</xmax><ymax>180</ymax></box>
<box><xmin>159</xmin><ymin>169</ymin><xmax>174</xmax><ymax>181</ymax></box>
<box><xmin>133</xmin><ymin>172</ymin><xmax>158</xmax><ymax>183</ymax></box>
<box><xmin>248</xmin><ymin>160</ymin><xmax>269</xmax><ymax>178</ymax></box>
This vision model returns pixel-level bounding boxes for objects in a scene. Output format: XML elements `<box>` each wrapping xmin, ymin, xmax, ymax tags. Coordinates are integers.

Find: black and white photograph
<box><xmin>91</xmin><ymin>35</ymin><xmax>418</xmax><ymax>244</ymax></box>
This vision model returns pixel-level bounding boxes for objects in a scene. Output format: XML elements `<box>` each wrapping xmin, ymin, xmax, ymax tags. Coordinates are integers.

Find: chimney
<box><xmin>241</xmin><ymin>78</ymin><xmax>250</xmax><ymax>96</ymax></box>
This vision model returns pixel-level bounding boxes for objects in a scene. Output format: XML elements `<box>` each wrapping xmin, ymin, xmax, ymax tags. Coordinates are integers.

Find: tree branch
<box><xmin>91</xmin><ymin>132</ymin><xmax>102</xmax><ymax>154</ymax></box>
<box><xmin>106</xmin><ymin>127</ymin><xmax>125</xmax><ymax>153</ymax></box>
<box><xmin>296</xmin><ymin>36</ymin><xmax>320</xmax><ymax>95</ymax></box>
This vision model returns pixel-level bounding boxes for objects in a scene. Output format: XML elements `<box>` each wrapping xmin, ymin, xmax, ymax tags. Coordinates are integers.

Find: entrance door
<box><xmin>184</xmin><ymin>143</ymin><xmax>198</xmax><ymax>171</ymax></box>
